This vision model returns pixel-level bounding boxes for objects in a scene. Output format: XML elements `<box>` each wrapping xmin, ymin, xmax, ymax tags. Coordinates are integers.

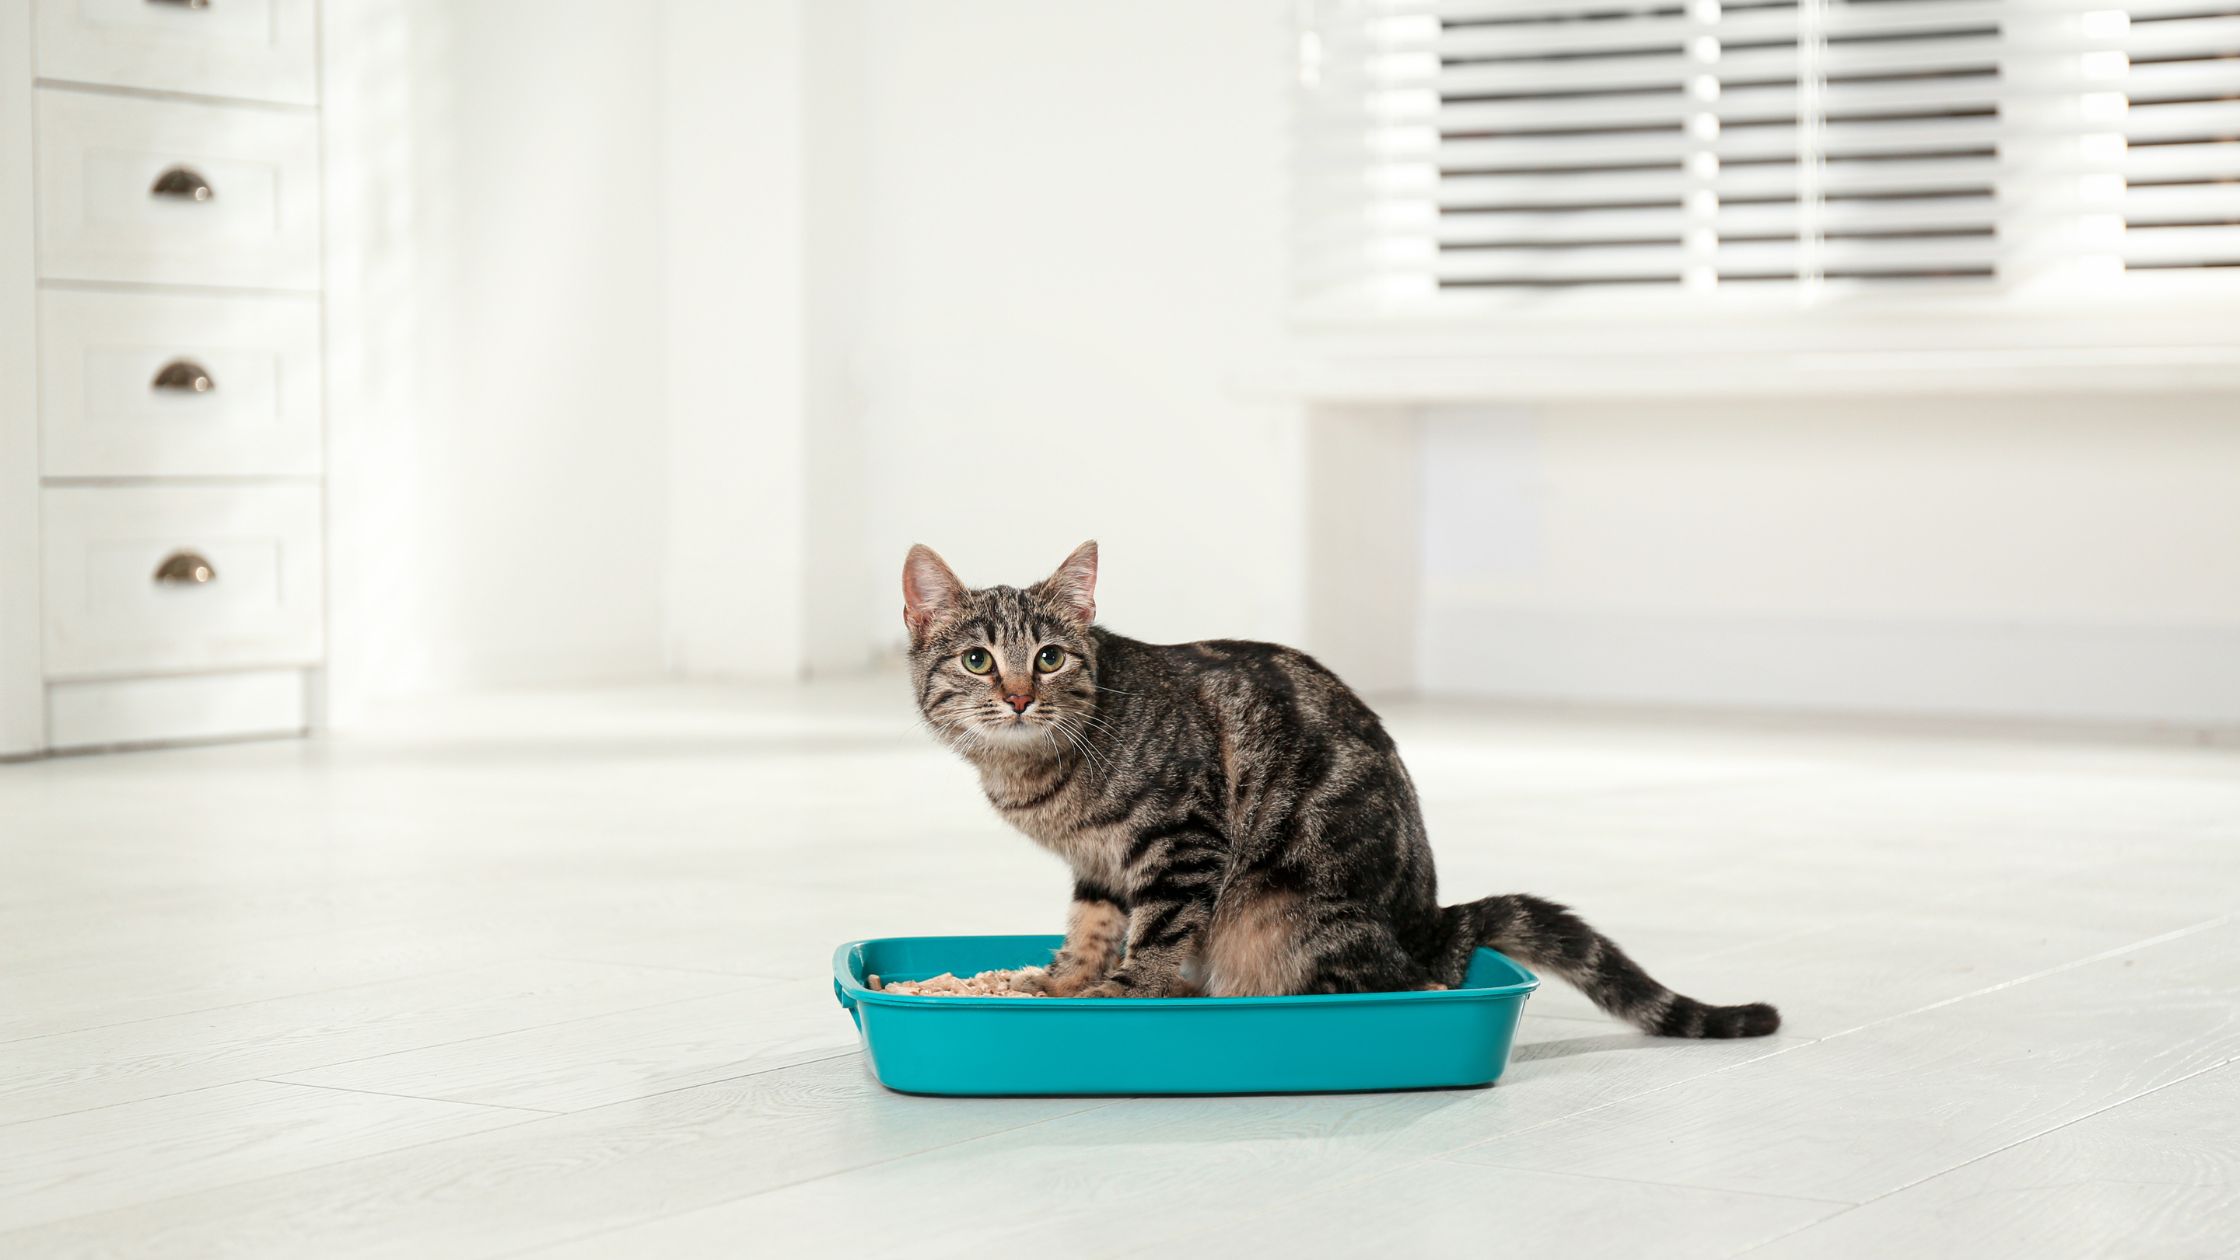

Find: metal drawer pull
<box><xmin>154</xmin><ymin>551</ymin><xmax>217</xmax><ymax>585</ymax></box>
<box><xmin>150</xmin><ymin>166</ymin><xmax>214</xmax><ymax>202</ymax></box>
<box><xmin>152</xmin><ymin>360</ymin><xmax>215</xmax><ymax>393</ymax></box>
<box><xmin>146</xmin><ymin>0</ymin><xmax>213</xmax><ymax>10</ymax></box>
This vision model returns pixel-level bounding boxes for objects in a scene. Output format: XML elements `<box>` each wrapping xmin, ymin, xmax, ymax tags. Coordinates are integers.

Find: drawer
<box><xmin>43</xmin><ymin>485</ymin><xmax>324</xmax><ymax>679</ymax></box>
<box><xmin>33</xmin><ymin>0</ymin><xmax>318</xmax><ymax>106</ymax></box>
<box><xmin>40</xmin><ymin>288</ymin><xmax>322</xmax><ymax>478</ymax></box>
<box><xmin>35</xmin><ymin>88</ymin><xmax>320</xmax><ymax>290</ymax></box>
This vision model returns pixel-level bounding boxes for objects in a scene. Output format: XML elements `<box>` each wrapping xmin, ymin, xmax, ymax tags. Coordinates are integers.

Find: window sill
<box><xmin>1249</xmin><ymin>306</ymin><xmax>2240</xmax><ymax>402</ymax></box>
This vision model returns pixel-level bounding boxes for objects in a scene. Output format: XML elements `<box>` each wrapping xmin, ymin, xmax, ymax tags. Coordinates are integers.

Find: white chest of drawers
<box><xmin>0</xmin><ymin>0</ymin><xmax>325</xmax><ymax>756</ymax></box>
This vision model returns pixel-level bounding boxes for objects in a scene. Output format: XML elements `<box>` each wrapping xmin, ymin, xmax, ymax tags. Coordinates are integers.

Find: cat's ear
<box><xmin>1040</xmin><ymin>540</ymin><xmax>1098</xmax><ymax>626</ymax></box>
<box><xmin>903</xmin><ymin>544</ymin><xmax>965</xmax><ymax>642</ymax></box>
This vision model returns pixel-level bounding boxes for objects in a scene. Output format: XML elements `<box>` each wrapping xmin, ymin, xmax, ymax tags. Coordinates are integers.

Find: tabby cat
<box><xmin>904</xmin><ymin>541</ymin><xmax>1779</xmax><ymax>1037</ymax></box>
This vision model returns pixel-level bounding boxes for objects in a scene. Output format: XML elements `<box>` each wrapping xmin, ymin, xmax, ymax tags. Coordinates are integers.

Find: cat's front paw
<box><xmin>1008</xmin><ymin>969</ymin><xmax>1064</xmax><ymax>996</ymax></box>
<box><xmin>1080</xmin><ymin>973</ymin><xmax>1194</xmax><ymax>999</ymax></box>
<box><xmin>1020</xmin><ymin>968</ymin><xmax>1094</xmax><ymax>997</ymax></box>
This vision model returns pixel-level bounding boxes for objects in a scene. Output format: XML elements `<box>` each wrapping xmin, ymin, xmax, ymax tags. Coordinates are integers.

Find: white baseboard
<box><xmin>47</xmin><ymin>670</ymin><xmax>310</xmax><ymax>752</ymax></box>
<box><xmin>1419</xmin><ymin>604</ymin><xmax>2240</xmax><ymax>729</ymax></box>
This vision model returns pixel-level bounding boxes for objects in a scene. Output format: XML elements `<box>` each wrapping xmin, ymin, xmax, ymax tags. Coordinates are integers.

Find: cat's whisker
<box><xmin>1069</xmin><ymin>709</ymin><xmax>1123</xmax><ymax>735</ymax></box>
<box><xmin>1064</xmin><ymin>710</ymin><xmax>1117</xmax><ymax>747</ymax></box>
<box><xmin>1057</xmin><ymin>726</ymin><xmax>1111</xmax><ymax>775</ymax></box>
<box><xmin>1053</xmin><ymin>713</ymin><xmax>1116</xmax><ymax>776</ymax></box>
<box><xmin>1066</xmin><ymin>714</ymin><xmax>1127</xmax><ymax>752</ymax></box>
<box><xmin>1036</xmin><ymin>710</ymin><xmax>1101</xmax><ymax>772</ymax></box>
<box><xmin>1061</xmin><ymin>723</ymin><xmax>1109</xmax><ymax>774</ymax></box>
<box><xmin>928</xmin><ymin>713</ymin><xmax>996</xmax><ymax>759</ymax></box>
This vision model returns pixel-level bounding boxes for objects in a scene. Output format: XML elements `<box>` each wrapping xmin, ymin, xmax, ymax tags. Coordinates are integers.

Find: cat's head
<box><xmin>902</xmin><ymin>541</ymin><xmax>1101</xmax><ymax>755</ymax></box>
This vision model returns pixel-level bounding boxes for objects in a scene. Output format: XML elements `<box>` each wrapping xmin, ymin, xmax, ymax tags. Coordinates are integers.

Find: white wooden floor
<box><xmin>2</xmin><ymin>680</ymin><xmax>2236</xmax><ymax>1259</ymax></box>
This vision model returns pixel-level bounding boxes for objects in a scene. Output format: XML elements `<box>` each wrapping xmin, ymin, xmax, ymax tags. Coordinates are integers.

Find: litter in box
<box><xmin>870</xmin><ymin>966</ymin><xmax>1050</xmax><ymax>997</ymax></box>
<box><xmin>867</xmin><ymin>965</ymin><xmax>1446</xmax><ymax>997</ymax></box>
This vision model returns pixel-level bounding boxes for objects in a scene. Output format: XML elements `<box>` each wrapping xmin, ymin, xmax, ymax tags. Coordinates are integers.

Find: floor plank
<box><xmin>0</xmin><ymin>960</ymin><xmax>745</xmax><ymax>1126</ymax></box>
<box><xmin>0</xmin><ymin>915</ymin><xmax>741</xmax><ymax>1045</ymax></box>
<box><xmin>272</xmin><ymin>979</ymin><xmax>859</xmax><ymax>1112</ymax></box>
<box><xmin>0</xmin><ymin>1081</ymin><xmax>540</xmax><ymax>1233</ymax></box>
<box><xmin>0</xmin><ymin>1056</ymin><xmax>1100</xmax><ymax>1260</ymax></box>
<box><xmin>1129</xmin><ymin>1161</ymin><xmax>1844</xmax><ymax>1260</ymax></box>
<box><xmin>1749</xmin><ymin>1063</ymin><xmax>2240</xmax><ymax>1259</ymax></box>
<box><xmin>1525</xmin><ymin>871</ymin><xmax>2240</xmax><ymax>1034</ymax></box>
<box><xmin>512</xmin><ymin>1014</ymin><xmax>1812</xmax><ymax>1258</ymax></box>
<box><xmin>1445</xmin><ymin>916</ymin><xmax>2240</xmax><ymax>1203</ymax></box>
<box><xmin>530</xmin><ymin>1146</ymin><xmax>1844</xmax><ymax>1260</ymax></box>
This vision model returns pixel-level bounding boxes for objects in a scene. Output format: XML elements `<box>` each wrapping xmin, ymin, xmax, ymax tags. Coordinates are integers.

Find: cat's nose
<box><xmin>1003</xmin><ymin>693</ymin><xmax>1033</xmax><ymax>714</ymax></box>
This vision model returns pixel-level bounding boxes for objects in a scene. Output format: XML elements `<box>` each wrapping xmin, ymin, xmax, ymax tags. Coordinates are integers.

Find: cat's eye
<box><xmin>1034</xmin><ymin>645</ymin><xmax>1066</xmax><ymax>673</ymax></box>
<box><xmin>960</xmin><ymin>648</ymin><xmax>994</xmax><ymax>675</ymax></box>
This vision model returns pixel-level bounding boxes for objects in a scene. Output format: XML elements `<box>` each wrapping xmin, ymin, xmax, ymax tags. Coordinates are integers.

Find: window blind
<box><xmin>2118</xmin><ymin>0</ymin><xmax>2240</xmax><ymax>271</ymax></box>
<box><xmin>1296</xmin><ymin>0</ymin><xmax>2240</xmax><ymax>312</ymax></box>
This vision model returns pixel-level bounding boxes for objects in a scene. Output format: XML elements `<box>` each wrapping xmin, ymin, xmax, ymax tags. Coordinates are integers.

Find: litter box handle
<box><xmin>830</xmin><ymin>943</ymin><xmax>869</xmax><ymax>1026</ymax></box>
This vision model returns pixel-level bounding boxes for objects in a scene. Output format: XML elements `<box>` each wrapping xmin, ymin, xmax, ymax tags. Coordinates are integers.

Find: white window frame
<box><xmin>1288</xmin><ymin>0</ymin><xmax>2240</xmax><ymax>396</ymax></box>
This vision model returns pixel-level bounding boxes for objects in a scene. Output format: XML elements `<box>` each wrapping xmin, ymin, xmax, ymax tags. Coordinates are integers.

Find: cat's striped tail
<box><xmin>1443</xmin><ymin>893</ymin><xmax>1780</xmax><ymax>1038</ymax></box>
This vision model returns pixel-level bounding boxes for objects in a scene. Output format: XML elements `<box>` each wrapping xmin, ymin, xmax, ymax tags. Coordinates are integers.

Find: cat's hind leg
<box><xmin>1205</xmin><ymin>883</ymin><xmax>1430</xmax><ymax>996</ymax></box>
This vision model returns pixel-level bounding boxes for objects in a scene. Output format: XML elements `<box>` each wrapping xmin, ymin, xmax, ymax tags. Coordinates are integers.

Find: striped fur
<box><xmin>903</xmin><ymin>542</ymin><xmax>1780</xmax><ymax>1037</ymax></box>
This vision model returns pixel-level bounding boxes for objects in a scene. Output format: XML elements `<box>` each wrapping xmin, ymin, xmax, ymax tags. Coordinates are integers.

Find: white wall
<box><xmin>657</xmin><ymin>0</ymin><xmax>809</xmax><ymax>679</ymax></box>
<box><xmin>1420</xmin><ymin>395</ymin><xmax>2240</xmax><ymax>726</ymax></box>
<box><xmin>324</xmin><ymin>0</ymin><xmax>668</xmax><ymax>720</ymax></box>
<box><xmin>799</xmin><ymin>0</ymin><xmax>875</xmax><ymax>675</ymax></box>
<box><xmin>849</xmin><ymin>1</ymin><xmax>1306</xmax><ymax>652</ymax></box>
<box><xmin>328</xmin><ymin>0</ymin><xmax>875</xmax><ymax>710</ymax></box>
<box><xmin>657</xmin><ymin>0</ymin><xmax>875</xmax><ymax>681</ymax></box>
<box><xmin>326</xmin><ymin>0</ymin><xmax>1310</xmax><ymax>711</ymax></box>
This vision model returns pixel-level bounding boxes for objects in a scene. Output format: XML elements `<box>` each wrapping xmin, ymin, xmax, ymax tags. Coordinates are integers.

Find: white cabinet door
<box><xmin>33</xmin><ymin>0</ymin><xmax>319</xmax><ymax>106</ymax></box>
<box><xmin>42</xmin><ymin>485</ymin><xmax>325</xmax><ymax>679</ymax></box>
<box><xmin>35</xmin><ymin>88</ymin><xmax>321</xmax><ymax>290</ymax></box>
<box><xmin>40</xmin><ymin>288</ymin><xmax>324</xmax><ymax>478</ymax></box>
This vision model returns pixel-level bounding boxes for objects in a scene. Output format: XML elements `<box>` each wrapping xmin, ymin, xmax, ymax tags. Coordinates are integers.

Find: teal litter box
<box><xmin>831</xmin><ymin>934</ymin><xmax>1539</xmax><ymax>1096</ymax></box>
